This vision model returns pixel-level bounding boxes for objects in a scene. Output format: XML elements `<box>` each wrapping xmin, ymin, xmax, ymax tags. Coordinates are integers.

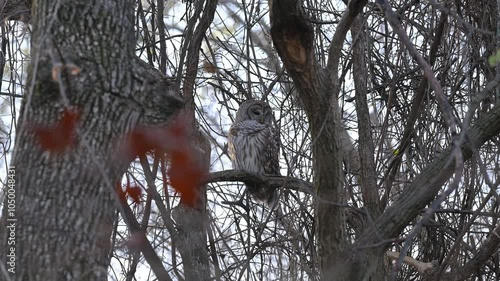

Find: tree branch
<box><xmin>119</xmin><ymin>200</ymin><xmax>173</xmax><ymax>281</ymax></box>
<box><xmin>376</xmin><ymin>0</ymin><xmax>458</xmax><ymax>135</ymax></box>
<box><xmin>452</xmin><ymin>222</ymin><xmax>500</xmax><ymax>281</ymax></box>
<box><xmin>207</xmin><ymin>170</ymin><xmax>313</xmax><ymax>194</ymax></box>
<box><xmin>351</xmin><ymin>14</ymin><xmax>381</xmax><ymax>218</ymax></box>
<box><xmin>386</xmin><ymin>251</ymin><xmax>436</xmax><ymax>277</ymax></box>
<box><xmin>358</xmin><ymin>102</ymin><xmax>500</xmax><ymax>248</ymax></box>
<box><xmin>326</xmin><ymin>0</ymin><xmax>368</xmax><ymax>81</ymax></box>
<box><xmin>0</xmin><ymin>0</ymin><xmax>31</xmax><ymax>22</ymax></box>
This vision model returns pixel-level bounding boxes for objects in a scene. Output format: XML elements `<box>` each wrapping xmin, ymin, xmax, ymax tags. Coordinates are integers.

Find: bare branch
<box><xmin>207</xmin><ymin>170</ymin><xmax>313</xmax><ymax>194</ymax></box>
<box><xmin>376</xmin><ymin>0</ymin><xmax>458</xmax><ymax>135</ymax></box>
<box><xmin>326</xmin><ymin>0</ymin><xmax>368</xmax><ymax>80</ymax></box>
<box><xmin>454</xmin><ymin>222</ymin><xmax>500</xmax><ymax>281</ymax></box>
<box><xmin>359</xmin><ymin>102</ymin><xmax>500</xmax><ymax>246</ymax></box>
<box><xmin>119</xmin><ymin>200</ymin><xmax>173</xmax><ymax>281</ymax></box>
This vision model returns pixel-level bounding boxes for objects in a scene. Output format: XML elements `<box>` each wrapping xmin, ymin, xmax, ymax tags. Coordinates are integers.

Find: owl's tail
<box><xmin>246</xmin><ymin>184</ymin><xmax>278</xmax><ymax>207</ymax></box>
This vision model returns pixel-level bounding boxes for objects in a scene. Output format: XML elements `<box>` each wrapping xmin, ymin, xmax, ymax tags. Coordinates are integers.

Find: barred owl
<box><xmin>228</xmin><ymin>100</ymin><xmax>280</xmax><ymax>206</ymax></box>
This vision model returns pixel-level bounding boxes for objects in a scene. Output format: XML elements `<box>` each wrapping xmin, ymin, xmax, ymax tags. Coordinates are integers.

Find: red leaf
<box><xmin>126</xmin><ymin>130</ymin><xmax>156</xmax><ymax>157</ymax></box>
<box><xmin>125</xmin><ymin>184</ymin><xmax>142</xmax><ymax>204</ymax></box>
<box><xmin>165</xmin><ymin>118</ymin><xmax>206</xmax><ymax>208</ymax></box>
<box><xmin>32</xmin><ymin>108</ymin><xmax>81</xmax><ymax>153</ymax></box>
<box><xmin>118</xmin><ymin>116</ymin><xmax>206</xmax><ymax>208</ymax></box>
<box><xmin>116</xmin><ymin>181</ymin><xmax>143</xmax><ymax>205</ymax></box>
<box><xmin>120</xmin><ymin>127</ymin><xmax>170</xmax><ymax>161</ymax></box>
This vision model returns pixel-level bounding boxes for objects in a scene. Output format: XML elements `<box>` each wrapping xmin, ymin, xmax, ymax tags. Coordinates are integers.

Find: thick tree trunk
<box><xmin>0</xmin><ymin>1</ymin><xmax>182</xmax><ymax>280</ymax></box>
<box><xmin>270</xmin><ymin>1</ymin><xmax>346</xmax><ymax>279</ymax></box>
<box><xmin>171</xmin><ymin>130</ymin><xmax>212</xmax><ymax>281</ymax></box>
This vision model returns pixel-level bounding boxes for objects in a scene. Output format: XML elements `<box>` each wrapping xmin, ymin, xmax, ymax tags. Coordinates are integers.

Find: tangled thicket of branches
<box><xmin>0</xmin><ymin>0</ymin><xmax>499</xmax><ymax>280</ymax></box>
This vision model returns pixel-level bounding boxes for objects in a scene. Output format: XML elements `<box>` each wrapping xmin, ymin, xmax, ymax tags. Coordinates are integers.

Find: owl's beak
<box><xmin>257</xmin><ymin>117</ymin><xmax>265</xmax><ymax>124</ymax></box>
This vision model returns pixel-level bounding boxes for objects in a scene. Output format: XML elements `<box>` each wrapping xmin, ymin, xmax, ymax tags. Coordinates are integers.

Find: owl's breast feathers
<box><xmin>228</xmin><ymin>120</ymin><xmax>272</xmax><ymax>173</ymax></box>
<box><xmin>228</xmin><ymin>119</ymin><xmax>280</xmax><ymax>206</ymax></box>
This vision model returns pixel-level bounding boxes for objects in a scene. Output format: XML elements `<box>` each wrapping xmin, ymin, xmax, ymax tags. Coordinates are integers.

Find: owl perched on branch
<box><xmin>228</xmin><ymin>100</ymin><xmax>280</xmax><ymax>206</ymax></box>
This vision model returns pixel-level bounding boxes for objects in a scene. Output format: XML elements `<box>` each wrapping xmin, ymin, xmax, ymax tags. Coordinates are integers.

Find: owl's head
<box><xmin>235</xmin><ymin>100</ymin><xmax>273</xmax><ymax>125</ymax></box>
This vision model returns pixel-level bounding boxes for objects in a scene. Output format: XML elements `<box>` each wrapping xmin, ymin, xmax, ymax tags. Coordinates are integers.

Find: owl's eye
<box><xmin>251</xmin><ymin>108</ymin><xmax>262</xmax><ymax>115</ymax></box>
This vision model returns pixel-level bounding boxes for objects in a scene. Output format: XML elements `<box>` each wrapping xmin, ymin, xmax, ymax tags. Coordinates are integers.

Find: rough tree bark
<box><xmin>270</xmin><ymin>1</ymin><xmax>351</xmax><ymax>279</ymax></box>
<box><xmin>0</xmin><ymin>0</ymin><xmax>183</xmax><ymax>280</ymax></box>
